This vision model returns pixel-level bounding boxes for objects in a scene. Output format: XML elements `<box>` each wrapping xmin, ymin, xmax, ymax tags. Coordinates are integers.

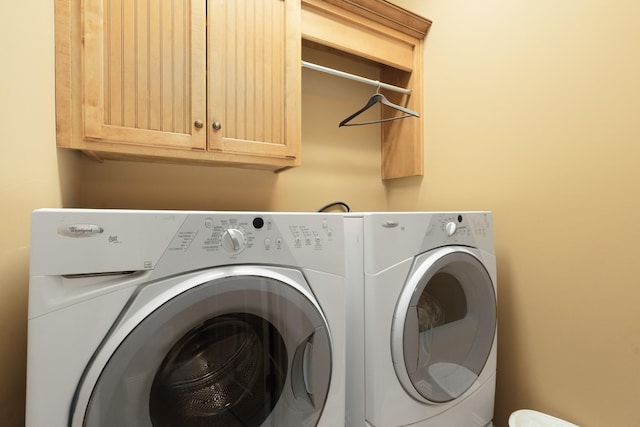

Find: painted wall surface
<box><xmin>3</xmin><ymin>1</ymin><xmax>640</xmax><ymax>427</ymax></box>
<box><xmin>0</xmin><ymin>2</ymin><xmax>79</xmax><ymax>425</ymax></box>
<box><xmin>387</xmin><ymin>1</ymin><xmax>640</xmax><ymax>426</ymax></box>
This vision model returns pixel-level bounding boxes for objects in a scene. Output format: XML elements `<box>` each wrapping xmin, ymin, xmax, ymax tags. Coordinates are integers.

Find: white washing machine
<box><xmin>344</xmin><ymin>212</ymin><xmax>497</xmax><ymax>427</ymax></box>
<box><xmin>26</xmin><ymin>209</ymin><xmax>345</xmax><ymax>427</ymax></box>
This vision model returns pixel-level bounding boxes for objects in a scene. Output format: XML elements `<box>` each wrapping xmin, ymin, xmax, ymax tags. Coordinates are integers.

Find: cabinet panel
<box><xmin>83</xmin><ymin>0</ymin><xmax>207</xmax><ymax>150</ymax></box>
<box><xmin>56</xmin><ymin>0</ymin><xmax>301</xmax><ymax>169</ymax></box>
<box><xmin>207</xmin><ymin>0</ymin><xmax>301</xmax><ymax>159</ymax></box>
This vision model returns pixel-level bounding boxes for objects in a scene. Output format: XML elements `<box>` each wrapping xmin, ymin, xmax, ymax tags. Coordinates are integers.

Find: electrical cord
<box><xmin>317</xmin><ymin>201</ymin><xmax>351</xmax><ymax>213</ymax></box>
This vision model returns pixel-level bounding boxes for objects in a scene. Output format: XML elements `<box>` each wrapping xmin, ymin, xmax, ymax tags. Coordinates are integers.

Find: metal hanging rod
<box><xmin>301</xmin><ymin>61</ymin><xmax>411</xmax><ymax>95</ymax></box>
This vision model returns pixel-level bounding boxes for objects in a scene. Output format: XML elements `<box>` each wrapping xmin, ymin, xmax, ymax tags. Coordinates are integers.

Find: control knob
<box><xmin>445</xmin><ymin>222</ymin><xmax>457</xmax><ymax>237</ymax></box>
<box><xmin>221</xmin><ymin>228</ymin><xmax>246</xmax><ymax>254</ymax></box>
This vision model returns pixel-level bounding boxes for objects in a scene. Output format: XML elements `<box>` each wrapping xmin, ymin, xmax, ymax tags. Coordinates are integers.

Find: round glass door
<box><xmin>75</xmin><ymin>269</ymin><xmax>332</xmax><ymax>427</ymax></box>
<box><xmin>149</xmin><ymin>313</ymin><xmax>288</xmax><ymax>426</ymax></box>
<box><xmin>392</xmin><ymin>247</ymin><xmax>496</xmax><ymax>403</ymax></box>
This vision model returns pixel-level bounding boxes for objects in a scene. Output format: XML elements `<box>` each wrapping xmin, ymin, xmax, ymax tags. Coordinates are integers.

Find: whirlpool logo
<box><xmin>57</xmin><ymin>224</ymin><xmax>105</xmax><ymax>238</ymax></box>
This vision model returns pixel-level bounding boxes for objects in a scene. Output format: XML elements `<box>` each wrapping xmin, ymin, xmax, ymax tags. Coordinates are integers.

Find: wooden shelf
<box><xmin>301</xmin><ymin>0</ymin><xmax>431</xmax><ymax>179</ymax></box>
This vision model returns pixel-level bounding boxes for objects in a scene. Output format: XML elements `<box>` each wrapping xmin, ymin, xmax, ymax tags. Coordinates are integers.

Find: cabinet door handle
<box><xmin>212</xmin><ymin>122</ymin><xmax>222</xmax><ymax>131</ymax></box>
<box><xmin>193</xmin><ymin>120</ymin><xmax>204</xmax><ymax>129</ymax></box>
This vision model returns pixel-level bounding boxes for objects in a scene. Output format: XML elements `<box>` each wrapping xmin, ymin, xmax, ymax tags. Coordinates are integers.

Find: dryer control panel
<box><xmin>427</xmin><ymin>212</ymin><xmax>493</xmax><ymax>249</ymax></box>
<box><xmin>360</xmin><ymin>212</ymin><xmax>494</xmax><ymax>272</ymax></box>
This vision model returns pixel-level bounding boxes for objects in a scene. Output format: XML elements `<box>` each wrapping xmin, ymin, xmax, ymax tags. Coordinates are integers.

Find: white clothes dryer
<box><xmin>26</xmin><ymin>209</ymin><xmax>345</xmax><ymax>427</ymax></box>
<box><xmin>344</xmin><ymin>212</ymin><xmax>497</xmax><ymax>427</ymax></box>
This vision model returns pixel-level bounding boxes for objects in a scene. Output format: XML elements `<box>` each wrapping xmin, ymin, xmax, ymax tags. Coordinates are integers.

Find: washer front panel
<box><xmin>73</xmin><ymin>267</ymin><xmax>332</xmax><ymax>427</ymax></box>
<box><xmin>392</xmin><ymin>246</ymin><xmax>497</xmax><ymax>404</ymax></box>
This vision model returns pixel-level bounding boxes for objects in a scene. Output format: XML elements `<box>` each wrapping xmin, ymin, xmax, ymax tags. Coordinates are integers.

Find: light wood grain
<box><xmin>56</xmin><ymin>0</ymin><xmax>425</xmax><ymax>175</ymax></box>
<box><xmin>302</xmin><ymin>0</ymin><xmax>429</xmax><ymax>179</ymax></box>
<box><xmin>82</xmin><ymin>0</ymin><xmax>206</xmax><ymax>149</ymax></box>
<box><xmin>207</xmin><ymin>0</ymin><xmax>301</xmax><ymax>161</ymax></box>
<box><xmin>322</xmin><ymin>0</ymin><xmax>431</xmax><ymax>39</ymax></box>
<box><xmin>56</xmin><ymin>0</ymin><xmax>299</xmax><ymax>169</ymax></box>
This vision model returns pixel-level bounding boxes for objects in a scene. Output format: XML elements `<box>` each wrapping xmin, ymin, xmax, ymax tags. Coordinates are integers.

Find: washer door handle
<box><xmin>291</xmin><ymin>330</ymin><xmax>331</xmax><ymax>408</ymax></box>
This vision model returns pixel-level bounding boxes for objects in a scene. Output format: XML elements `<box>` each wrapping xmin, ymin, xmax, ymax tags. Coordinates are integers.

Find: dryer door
<box><xmin>72</xmin><ymin>267</ymin><xmax>332</xmax><ymax>427</ymax></box>
<box><xmin>391</xmin><ymin>246</ymin><xmax>496</xmax><ymax>404</ymax></box>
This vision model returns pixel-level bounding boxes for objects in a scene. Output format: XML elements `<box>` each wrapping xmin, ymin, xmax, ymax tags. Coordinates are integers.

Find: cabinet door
<box><xmin>83</xmin><ymin>0</ymin><xmax>207</xmax><ymax>150</ymax></box>
<box><xmin>208</xmin><ymin>0</ymin><xmax>301</xmax><ymax>161</ymax></box>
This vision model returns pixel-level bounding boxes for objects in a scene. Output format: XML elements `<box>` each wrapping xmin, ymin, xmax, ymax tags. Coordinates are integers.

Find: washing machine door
<box><xmin>72</xmin><ymin>266</ymin><xmax>332</xmax><ymax>427</ymax></box>
<box><xmin>391</xmin><ymin>246</ymin><xmax>496</xmax><ymax>404</ymax></box>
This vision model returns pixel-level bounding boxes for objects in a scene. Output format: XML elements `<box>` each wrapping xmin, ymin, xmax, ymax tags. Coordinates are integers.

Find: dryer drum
<box><xmin>150</xmin><ymin>313</ymin><xmax>288</xmax><ymax>427</ymax></box>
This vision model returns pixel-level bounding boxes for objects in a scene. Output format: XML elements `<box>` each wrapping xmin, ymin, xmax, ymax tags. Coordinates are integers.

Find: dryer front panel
<box><xmin>72</xmin><ymin>267</ymin><xmax>332</xmax><ymax>427</ymax></box>
<box><xmin>391</xmin><ymin>246</ymin><xmax>497</xmax><ymax>404</ymax></box>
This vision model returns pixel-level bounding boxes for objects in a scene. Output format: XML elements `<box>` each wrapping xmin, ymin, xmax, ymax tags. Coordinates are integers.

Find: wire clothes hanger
<box><xmin>339</xmin><ymin>84</ymin><xmax>420</xmax><ymax>127</ymax></box>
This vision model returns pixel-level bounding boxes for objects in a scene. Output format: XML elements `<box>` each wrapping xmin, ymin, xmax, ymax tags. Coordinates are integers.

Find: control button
<box><xmin>445</xmin><ymin>222</ymin><xmax>457</xmax><ymax>236</ymax></box>
<box><xmin>264</xmin><ymin>238</ymin><xmax>271</xmax><ymax>247</ymax></box>
<box><xmin>253</xmin><ymin>217</ymin><xmax>265</xmax><ymax>229</ymax></box>
<box><xmin>204</xmin><ymin>218</ymin><xmax>214</xmax><ymax>228</ymax></box>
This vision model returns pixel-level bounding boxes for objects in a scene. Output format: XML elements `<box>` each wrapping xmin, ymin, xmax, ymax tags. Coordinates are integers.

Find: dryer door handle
<box><xmin>403</xmin><ymin>308</ymin><xmax>420</xmax><ymax>374</ymax></box>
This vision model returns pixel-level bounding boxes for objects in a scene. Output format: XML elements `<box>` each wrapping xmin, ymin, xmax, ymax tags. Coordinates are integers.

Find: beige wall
<box><xmin>3</xmin><ymin>1</ymin><xmax>640</xmax><ymax>426</ymax></box>
<box><xmin>390</xmin><ymin>1</ymin><xmax>640</xmax><ymax>426</ymax></box>
<box><xmin>0</xmin><ymin>2</ymin><xmax>76</xmax><ymax>425</ymax></box>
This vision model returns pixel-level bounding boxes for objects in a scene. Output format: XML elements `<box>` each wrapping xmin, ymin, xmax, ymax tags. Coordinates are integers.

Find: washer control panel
<box><xmin>31</xmin><ymin>209</ymin><xmax>345</xmax><ymax>277</ymax></box>
<box><xmin>163</xmin><ymin>213</ymin><xmax>343</xmax><ymax>270</ymax></box>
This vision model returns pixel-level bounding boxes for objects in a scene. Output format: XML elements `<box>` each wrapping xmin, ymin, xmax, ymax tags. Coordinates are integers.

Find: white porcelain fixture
<box><xmin>509</xmin><ymin>409</ymin><xmax>580</xmax><ymax>427</ymax></box>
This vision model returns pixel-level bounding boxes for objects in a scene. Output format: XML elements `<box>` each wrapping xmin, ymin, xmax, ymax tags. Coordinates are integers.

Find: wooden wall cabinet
<box><xmin>302</xmin><ymin>0</ymin><xmax>431</xmax><ymax>179</ymax></box>
<box><xmin>56</xmin><ymin>0</ymin><xmax>301</xmax><ymax>170</ymax></box>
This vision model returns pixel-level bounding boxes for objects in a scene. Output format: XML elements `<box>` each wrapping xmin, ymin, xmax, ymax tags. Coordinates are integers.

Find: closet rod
<box><xmin>302</xmin><ymin>61</ymin><xmax>411</xmax><ymax>95</ymax></box>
